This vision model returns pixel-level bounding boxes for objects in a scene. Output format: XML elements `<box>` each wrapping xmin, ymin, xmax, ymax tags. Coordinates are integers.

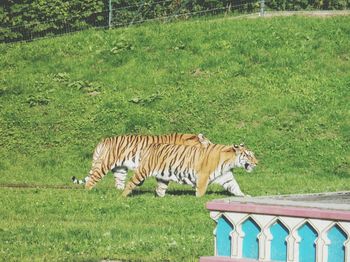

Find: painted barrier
<box><xmin>200</xmin><ymin>192</ymin><xmax>350</xmax><ymax>262</ymax></box>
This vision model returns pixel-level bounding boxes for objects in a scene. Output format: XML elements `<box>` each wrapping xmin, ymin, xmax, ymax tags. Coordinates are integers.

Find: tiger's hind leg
<box><xmin>85</xmin><ymin>161</ymin><xmax>109</xmax><ymax>190</ymax></box>
<box><xmin>122</xmin><ymin>168</ymin><xmax>147</xmax><ymax>197</ymax></box>
<box><xmin>155</xmin><ymin>179</ymin><xmax>169</xmax><ymax>197</ymax></box>
<box><xmin>112</xmin><ymin>167</ymin><xmax>128</xmax><ymax>190</ymax></box>
<box><xmin>195</xmin><ymin>173</ymin><xmax>210</xmax><ymax>197</ymax></box>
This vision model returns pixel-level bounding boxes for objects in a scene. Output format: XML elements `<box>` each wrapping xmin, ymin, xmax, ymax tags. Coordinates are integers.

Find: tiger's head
<box><xmin>233</xmin><ymin>144</ymin><xmax>258</xmax><ymax>172</ymax></box>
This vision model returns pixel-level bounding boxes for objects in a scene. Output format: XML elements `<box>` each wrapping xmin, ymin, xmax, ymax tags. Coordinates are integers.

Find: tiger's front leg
<box><xmin>214</xmin><ymin>171</ymin><xmax>245</xmax><ymax>196</ymax></box>
<box><xmin>155</xmin><ymin>179</ymin><xmax>169</xmax><ymax>197</ymax></box>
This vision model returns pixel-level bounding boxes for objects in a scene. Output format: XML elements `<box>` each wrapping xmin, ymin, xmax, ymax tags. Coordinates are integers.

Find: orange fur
<box><xmin>122</xmin><ymin>143</ymin><xmax>257</xmax><ymax>197</ymax></box>
<box><xmin>81</xmin><ymin>133</ymin><xmax>211</xmax><ymax>189</ymax></box>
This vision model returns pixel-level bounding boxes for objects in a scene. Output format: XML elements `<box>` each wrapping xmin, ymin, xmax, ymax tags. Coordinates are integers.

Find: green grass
<box><xmin>0</xmin><ymin>15</ymin><xmax>349</xmax><ymax>261</ymax></box>
<box><xmin>1</xmin><ymin>182</ymin><xmax>219</xmax><ymax>261</ymax></box>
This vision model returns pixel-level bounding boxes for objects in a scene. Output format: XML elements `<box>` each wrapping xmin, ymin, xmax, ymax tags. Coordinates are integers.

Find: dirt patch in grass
<box><xmin>244</xmin><ymin>10</ymin><xmax>350</xmax><ymax>18</ymax></box>
<box><xmin>0</xmin><ymin>183</ymin><xmax>81</xmax><ymax>190</ymax></box>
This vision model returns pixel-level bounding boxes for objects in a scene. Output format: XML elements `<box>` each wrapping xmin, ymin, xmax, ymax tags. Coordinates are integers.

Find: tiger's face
<box><xmin>234</xmin><ymin>144</ymin><xmax>258</xmax><ymax>172</ymax></box>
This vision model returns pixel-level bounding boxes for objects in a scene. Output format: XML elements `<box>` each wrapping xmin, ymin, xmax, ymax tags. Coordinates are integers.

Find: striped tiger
<box><xmin>72</xmin><ymin>133</ymin><xmax>211</xmax><ymax>190</ymax></box>
<box><xmin>122</xmin><ymin>143</ymin><xmax>257</xmax><ymax>197</ymax></box>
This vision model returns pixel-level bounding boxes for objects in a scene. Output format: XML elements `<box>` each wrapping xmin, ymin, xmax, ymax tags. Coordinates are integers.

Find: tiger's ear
<box><xmin>198</xmin><ymin>133</ymin><xmax>205</xmax><ymax>141</ymax></box>
<box><xmin>198</xmin><ymin>133</ymin><xmax>211</xmax><ymax>146</ymax></box>
<box><xmin>232</xmin><ymin>144</ymin><xmax>239</xmax><ymax>152</ymax></box>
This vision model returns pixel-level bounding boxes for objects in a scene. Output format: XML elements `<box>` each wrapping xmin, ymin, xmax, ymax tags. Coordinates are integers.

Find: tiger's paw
<box><xmin>122</xmin><ymin>189</ymin><xmax>131</xmax><ymax>197</ymax></box>
<box><xmin>155</xmin><ymin>191</ymin><xmax>166</xmax><ymax>197</ymax></box>
<box><xmin>85</xmin><ymin>183</ymin><xmax>94</xmax><ymax>190</ymax></box>
<box><xmin>115</xmin><ymin>184</ymin><xmax>125</xmax><ymax>190</ymax></box>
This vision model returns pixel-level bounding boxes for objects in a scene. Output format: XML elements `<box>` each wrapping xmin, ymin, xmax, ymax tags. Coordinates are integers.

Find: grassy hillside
<box><xmin>0</xmin><ymin>15</ymin><xmax>349</xmax><ymax>261</ymax></box>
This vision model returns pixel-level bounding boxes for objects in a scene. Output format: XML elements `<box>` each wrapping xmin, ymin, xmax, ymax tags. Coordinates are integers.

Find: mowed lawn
<box><xmin>0</xmin><ymin>14</ymin><xmax>349</xmax><ymax>261</ymax></box>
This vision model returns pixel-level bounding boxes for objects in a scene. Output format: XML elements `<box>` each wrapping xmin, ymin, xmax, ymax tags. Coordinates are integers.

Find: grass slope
<box><xmin>0</xmin><ymin>15</ymin><xmax>349</xmax><ymax>261</ymax></box>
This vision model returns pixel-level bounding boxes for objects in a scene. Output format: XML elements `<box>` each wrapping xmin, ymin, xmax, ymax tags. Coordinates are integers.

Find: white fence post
<box><xmin>260</xmin><ymin>0</ymin><xmax>265</xmax><ymax>16</ymax></box>
<box><xmin>108</xmin><ymin>0</ymin><xmax>112</xmax><ymax>29</ymax></box>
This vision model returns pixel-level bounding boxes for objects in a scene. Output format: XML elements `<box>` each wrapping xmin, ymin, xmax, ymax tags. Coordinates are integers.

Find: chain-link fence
<box><xmin>1</xmin><ymin>0</ymin><xmax>349</xmax><ymax>43</ymax></box>
<box><xmin>0</xmin><ymin>0</ymin><xmax>261</xmax><ymax>43</ymax></box>
<box><xmin>108</xmin><ymin>0</ymin><xmax>261</xmax><ymax>28</ymax></box>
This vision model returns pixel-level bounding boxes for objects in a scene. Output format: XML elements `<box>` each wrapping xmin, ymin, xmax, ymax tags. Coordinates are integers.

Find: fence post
<box><xmin>108</xmin><ymin>0</ymin><xmax>112</xmax><ymax>28</ymax></box>
<box><xmin>260</xmin><ymin>0</ymin><xmax>265</xmax><ymax>16</ymax></box>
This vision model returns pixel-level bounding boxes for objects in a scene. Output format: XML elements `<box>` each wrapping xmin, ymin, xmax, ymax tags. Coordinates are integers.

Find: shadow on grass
<box><xmin>130</xmin><ymin>188</ymin><xmax>232</xmax><ymax>197</ymax></box>
<box><xmin>0</xmin><ymin>183</ymin><xmax>84</xmax><ymax>190</ymax></box>
<box><xmin>0</xmin><ymin>183</ymin><xmax>234</xmax><ymax>198</ymax></box>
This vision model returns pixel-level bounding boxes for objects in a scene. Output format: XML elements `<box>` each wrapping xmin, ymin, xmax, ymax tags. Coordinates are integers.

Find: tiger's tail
<box><xmin>71</xmin><ymin>176</ymin><xmax>88</xmax><ymax>185</ymax></box>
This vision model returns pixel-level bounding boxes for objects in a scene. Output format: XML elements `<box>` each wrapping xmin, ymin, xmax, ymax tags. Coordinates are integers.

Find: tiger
<box><xmin>72</xmin><ymin>133</ymin><xmax>212</xmax><ymax>190</ymax></box>
<box><xmin>122</xmin><ymin>143</ymin><xmax>257</xmax><ymax>197</ymax></box>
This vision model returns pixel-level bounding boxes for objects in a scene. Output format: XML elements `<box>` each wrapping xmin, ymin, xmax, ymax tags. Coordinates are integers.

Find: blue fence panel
<box><xmin>328</xmin><ymin>224</ymin><xmax>347</xmax><ymax>262</ymax></box>
<box><xmin>298</xmin><ymin>222</ymin><xmax>317</xmax><ymax>262</ymax></box>
<box><xmin>270</xmin><ymin>220</ymin><xmax>289</xmax><ymax>262</ymax></box>
<box><xmin>242</xmin><ymin>217</ymin><xmax>260</xmax><ymax>259</ymax></box>
<box><xmin>216</xmin><ymin>215</ymin><xmax>234</xmax><ymax>256</ymax></box>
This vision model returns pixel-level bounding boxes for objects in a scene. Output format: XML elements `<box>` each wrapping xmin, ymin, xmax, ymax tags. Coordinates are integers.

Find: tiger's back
<box><xmin>74</xmin><ymin>133</ymin><xmax>211</xmax><ymax>189</ymax></box>
<box><xmin>93</xmin><ymin>133</ymin><xmax>209</xmax><ymax>169</ymax></box>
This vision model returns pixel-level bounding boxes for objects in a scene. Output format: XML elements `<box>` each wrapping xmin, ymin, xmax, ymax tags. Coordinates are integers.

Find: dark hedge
<box><xmin>1</xmin><ymin>0</ymin><xmax>349</xmax><ymax>42</ymax></box>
